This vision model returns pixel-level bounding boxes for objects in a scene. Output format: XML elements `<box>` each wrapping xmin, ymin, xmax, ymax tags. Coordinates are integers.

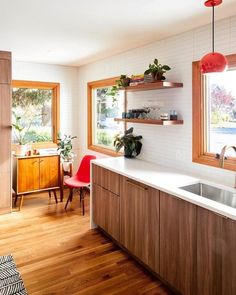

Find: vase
<box><xmin>124</xmin><ymin>147</ymin><xmax>135</xmax><ymax>158</ymax></box>
<box><xmin>15</xmin><ymin>144</ymin><xmax>28</xmax><ymax>156</ymax></box>
<box><xmin>62</xmin><ymin>161</ymin><xmax>72</xmax><ymax>172</ymax></box>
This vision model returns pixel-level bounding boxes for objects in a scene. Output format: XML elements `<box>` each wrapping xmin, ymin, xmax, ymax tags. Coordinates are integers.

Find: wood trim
<box><xmin>12</xmin><ymin>80</ymin><xmax>60</xmax><ymax>146</ymax></box>
<box><xmin>87</xmin><ymin>77</ymin><xmax>121</xmax><ymax>156</ymax></box>
<box><xmin>88</xmin><ymin>144</ymin><xmax>122</xmax><ymax>157</ymax></box>
<box><xmin>192</xmin><ymin>54</ymin><xmax>236</xmax><ymax>172</ymax></box>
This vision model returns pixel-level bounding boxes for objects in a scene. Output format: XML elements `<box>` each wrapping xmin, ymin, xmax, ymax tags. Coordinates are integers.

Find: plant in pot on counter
<box><xmin>114</xmin><ymin>127</ymin><xmax>143</xmax><ymax>158</ymax></box>
<box><xmin>57</xmin><ymin>134</ymin><xmax>77</xmax><ymax>171</ymax></box>
<box><xmin>144</xmin><ymin>58</ymin><xmax>171</xmax><ymax>81</ymax></box>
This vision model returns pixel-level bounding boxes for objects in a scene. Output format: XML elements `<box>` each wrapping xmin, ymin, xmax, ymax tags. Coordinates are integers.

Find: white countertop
<box><xmin>92</xmin><ymin>157</ymin><xmax>236</xmax><ymax>220</ymax></box>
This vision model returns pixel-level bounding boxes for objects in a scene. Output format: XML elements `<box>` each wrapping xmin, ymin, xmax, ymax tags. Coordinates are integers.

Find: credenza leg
<box><xmin>19</xmin><ymin>195</ymin><xmax>24</xmax><ymax>211</ymax></box>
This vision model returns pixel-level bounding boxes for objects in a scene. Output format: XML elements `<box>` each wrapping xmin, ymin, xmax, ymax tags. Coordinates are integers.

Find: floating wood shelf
<box><xmin>114</xmin><ymin>118</ymin><xmax>184</xmax><ymax>125</ymax></box>
<box><xmin>120</xmin><ymin>81</ymin><xmax>183</xmax><ymax>92</ymax></box>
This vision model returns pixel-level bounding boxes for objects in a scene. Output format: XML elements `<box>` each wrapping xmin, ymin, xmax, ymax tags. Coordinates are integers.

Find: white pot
<box><xmin>15</xmin><ymin>144</ymin><xmax>28</xmax><ymax>156</ymax></box>
<box><xmin>62</xmin><ymin>161</ymin><xmax>71</xmax><ymax>172</ymax></box>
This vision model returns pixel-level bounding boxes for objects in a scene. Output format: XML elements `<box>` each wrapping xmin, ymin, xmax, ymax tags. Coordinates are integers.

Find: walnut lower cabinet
<box><xmin>13</xmin><ymin>155</ymin><xmax>61</xmax><ymax>195</ymax></box>
<box><xmin>197</xmin><ymin>207</ymin><xmax>236</xmax><ymax>295</ymax></box>
<box><xmin>93</xmin><ymin>183</ymin><xmax>120</xmax><ymax>241</ymax></box>
<box><xmin>120</xmin><ymin>176</ymin><xmax>159</xmax><ymax>273</ymax></box>
<box><xmin>92</xmin><ymin>164</ymin><xmax>236</xmax><ymax>295</ymax></box>
<box><xmin>92</xmin><ymin>165</ymin><xmax>120</xmax><ymax>241</ymax></box>
<box><xmin>160</xmin><ymin>191</ymin><xmax>197</xmax><ymax>295</ymax></box>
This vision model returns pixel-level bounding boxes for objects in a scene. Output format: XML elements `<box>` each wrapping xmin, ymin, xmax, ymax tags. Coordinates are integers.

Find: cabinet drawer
<box><xmin>92</xmin><ymin>164</ymin><xmax>120</xmax><ymax>195</ymax></box>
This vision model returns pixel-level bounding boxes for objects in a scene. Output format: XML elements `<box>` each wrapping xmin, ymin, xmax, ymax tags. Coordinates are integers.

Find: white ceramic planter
<box><xmin>62</xmin><ymin>161</ymin><xmax>72</xmax><ymax>172</ymax></box>
<box><xmin>15</xmin><ymin>144</ymin><xmax>28</xmax><ymax>156</ymax></box>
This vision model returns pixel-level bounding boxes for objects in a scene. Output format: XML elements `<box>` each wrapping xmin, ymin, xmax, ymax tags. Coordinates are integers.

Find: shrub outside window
<box><xmin>12</xmin><ymin>80</ymin><xmax>60</xmax><ymax>147</ymax></box>
<box><xmin>192</xmin><ymin>54</ymin><xmax>236</xmax><ymax>171</ymax></box>
<box><xmin>87</xmin><ymin>77</ymin><xmax>124</xmax><ymax>156</ymax></box>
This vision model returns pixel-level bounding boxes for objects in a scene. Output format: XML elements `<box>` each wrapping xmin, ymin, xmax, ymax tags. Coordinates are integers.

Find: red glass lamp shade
<box><xmin>201</xmin><ymin>52</ymin><xmax>228</xmax><ymax>74</ymax></box>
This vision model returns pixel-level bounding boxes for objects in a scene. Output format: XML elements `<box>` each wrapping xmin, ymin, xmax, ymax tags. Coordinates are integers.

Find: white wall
<box><xmin>12</xmin><ymin>61</ymin><xmax>80</xmax><ymax>167</ymax></box>
<box><xmin>77</xmin><ymin>15</ymin><xmax>236</xmax><ymax>187</ymax></box>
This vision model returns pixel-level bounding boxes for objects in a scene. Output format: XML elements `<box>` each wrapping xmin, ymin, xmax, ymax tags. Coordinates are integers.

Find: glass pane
<box><xmin>12</xmin><ymin>87</ymin><xmax>53</xmax><ymax>143</ymax></box>
<box><xmin>93</xmin><ymin>86</ymin><xmax>124</xmax><ymax>150</ymax></box>
<box><xmin>206</xmin><ymin>69</ymin><xmax>236</xmax><ymax>156</ymax></box>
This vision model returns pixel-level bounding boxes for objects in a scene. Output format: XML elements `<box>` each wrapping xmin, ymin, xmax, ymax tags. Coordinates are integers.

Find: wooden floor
<box><xmin>0</xmin><ymin>190</ymin><xmax>173</xmax><ymax>295</ymax></box>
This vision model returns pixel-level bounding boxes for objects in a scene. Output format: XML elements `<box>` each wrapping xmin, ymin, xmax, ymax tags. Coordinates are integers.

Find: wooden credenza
<box><xmin>13</xmin><ymin>154</ymin><xmax>61</xmax><ymax>197</ymax></box>
<box><xmin>0</xmin><ymin>51</ymin><xmax>12</xmax><ymax>214</ymax></box>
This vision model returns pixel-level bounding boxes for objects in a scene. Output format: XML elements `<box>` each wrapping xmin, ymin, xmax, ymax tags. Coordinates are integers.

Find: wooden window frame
<box><xmin>12</xmin><ymin>80</ymin><xmax>60</xmax><ymax>148</ymax></box>
<box><xmin>192</xmin><ymin>54</ymin><xmax>236</xmax><ymax>172</ymax></box>
<box><xmin>87</xmin><ymin>77</ymin><xmax>123</xmax><ymax>156</ymax></box>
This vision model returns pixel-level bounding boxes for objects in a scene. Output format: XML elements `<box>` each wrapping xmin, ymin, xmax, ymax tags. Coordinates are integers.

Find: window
<box><xmin>12</xmin><ymin>80</ymin><xmax>60</xmax><ymax>147</ymax></box>
<box><xmin>192</xmin><ymin>54</ymin><xmax>236</xmax><ymax>171</ymax></box>
<box><xmin>87</xmin><ymin>77</ymin><xmax>125</xmax><ymax>156</ymax></box>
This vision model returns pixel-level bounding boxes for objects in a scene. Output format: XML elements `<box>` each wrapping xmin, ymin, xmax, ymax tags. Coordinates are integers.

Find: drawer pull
<box><xmin>32</xmin><ymin>161</ymin><xmax>38</xmax><ymax>164</ymax></box>
<box><xmin>39</xmin><ymin>160</ymin><xmax>44</xmax><ymax>163</ymax></box>
<box><xmin>126</xmin><ymin>180</ymin><xmax>148</xmax><ymax>191</ymax></box>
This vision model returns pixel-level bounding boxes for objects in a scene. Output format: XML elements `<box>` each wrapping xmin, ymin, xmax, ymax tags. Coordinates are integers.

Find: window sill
<box><xmin>193</xmin><ymin>154</ymin><xmax>236</xmax><ymax>172</ymax></box>
<box><xmin>88</xmin><ymin>144</ymin><xmax>122</xmax><ymax>157</ymax></box>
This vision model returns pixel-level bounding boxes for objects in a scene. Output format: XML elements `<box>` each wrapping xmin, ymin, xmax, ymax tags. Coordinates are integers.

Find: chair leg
<box><xmin>81</xmin><ymin>189</ymin><xmax>85</xmax><ymax>216</ymax></box>
<box><xmin>53</xmin><ymin>190</ymin><xmax>58</xmax><ymax>203</ymax></box>
<box><xmin>79</xmin><ymin>188</ymin><xmax>82</xmax><ymax>207</ymax></box>
<box><xmin>70</xmin><ymin>188</ymin><xmax>74</xmax><ymax>202</ymax></box>
<box><xmin>65</xmin><ymin>188</ymin><xmax>73</xmax><ymax>210</ymax></box>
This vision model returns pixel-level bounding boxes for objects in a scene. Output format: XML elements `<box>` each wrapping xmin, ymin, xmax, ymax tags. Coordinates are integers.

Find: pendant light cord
<box><xmin>212</xmin><ymin>5</ymin><xmax>215</xmax><ymax>53</ymax></box>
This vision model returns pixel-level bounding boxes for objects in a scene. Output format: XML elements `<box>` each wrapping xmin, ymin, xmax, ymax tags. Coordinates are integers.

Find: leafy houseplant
<box><xmin>144</xmin><ymin>58</ymin><xmax>171</xmax><ymax>81</ymax></box>
<box><xmin>57</xmin><ymin>134</ymin><xmax>77</xmax><ymax>167</ymax></box>
<box><xmin>12</xmin><ymin>114</ymin><xmax>27</xmax><ymax>145</ymax></box>
<box><xmin>108</xmin><ymin>75</ymin><xmax>131</xmax><ymax>98</ymax></box>
<box><xmin>114</xmin><ymin>127</ymin><xmax>143</xmax><ymax>158</ymax></box>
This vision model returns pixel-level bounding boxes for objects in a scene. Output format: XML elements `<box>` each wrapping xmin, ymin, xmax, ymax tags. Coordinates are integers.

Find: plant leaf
<box><xmin>162</xmin><ymin>65</ymin><xmax>171</xmax><ymax>71</ymax></box>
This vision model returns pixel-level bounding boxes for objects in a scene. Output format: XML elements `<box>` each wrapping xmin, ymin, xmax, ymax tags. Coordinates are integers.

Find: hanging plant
<box><xmin>108</xmin><ymin>75</ymin><xmax>131</xmax><ymax>99</ymax></box>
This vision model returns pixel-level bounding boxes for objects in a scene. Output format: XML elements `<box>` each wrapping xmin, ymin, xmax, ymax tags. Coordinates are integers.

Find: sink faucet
<box><xmin>219</xmin><ymin>145</ymin><xmax>236</xmax><ymax>168</ymax></box>
<box><xmin>218</xmin><ymin>145</ymin><xmax>236</xmax><ymax>189</ymax></box>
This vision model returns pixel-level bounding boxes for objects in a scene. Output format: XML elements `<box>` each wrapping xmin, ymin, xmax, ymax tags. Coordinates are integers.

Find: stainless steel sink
<box><xmin>179</xmin><ymin>182</ymin><xmax>236</xmax><ymax>209</ymax></box>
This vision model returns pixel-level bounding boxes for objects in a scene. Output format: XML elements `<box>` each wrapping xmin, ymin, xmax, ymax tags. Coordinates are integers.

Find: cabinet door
<box><xmin>197</xmin><ymin>207</ymin><xmax>236</xmax><ymax>295</ymax></box>
<box><xmin>222</xmin><ymin>218</ymin><xmax>236</xmax><ymax>294</ymax></box>
<box><xmin>0</xmin><ymin>52</ymin><xmax>11</xmax><ymax>213</ymax></box>
<box><xmin>93</xmin><ymin>183</ymin><xmax>120</xmax><ymax>241</ymax></box>
<box><xmin>160</xmin><ymin>192</ymin><xmax>196</xmax><ymax>295</ymax></box>
<box><xmin>120</xmin><ymin>177</ymin><xmax>159</xmax><ymax>273</ymax></box>
<box><xmin>18</xmin><ymin>158</ymin><xmax>40</xmax><ymax>193</ymax></box>
<box><xmin>39</xmin><ymin>156</ymin><xmax>60</xmax><ymax>189</ymax></box>
<box><xmin>0</xmin><ymin>84</ymin><xmax>11</xmax><ymax>211</ymax></box>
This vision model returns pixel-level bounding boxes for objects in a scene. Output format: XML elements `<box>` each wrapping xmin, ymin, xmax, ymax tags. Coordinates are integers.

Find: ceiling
<box><xmin>1</xmin><ymin>0</ymin><xmax>236</xmax><ymax>66</ymax></box>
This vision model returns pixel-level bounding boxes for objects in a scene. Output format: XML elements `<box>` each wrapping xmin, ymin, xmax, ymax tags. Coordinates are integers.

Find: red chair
<box><xmin>64</xmin><ymin>155</ymin><xmax>96</xmax><ymax>214</ymax></box>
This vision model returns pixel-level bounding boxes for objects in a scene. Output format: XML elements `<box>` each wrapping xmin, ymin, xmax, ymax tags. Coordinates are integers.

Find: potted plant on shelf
<box><xmin>114</xmin><ymin>127</ymin><xmax>143</xmax><ymax>158</ymax></box>
<box><xmin>108</xmin><ymin>74</ymin><xmax>131</xmax><ymax>98</ymax></box>
<box><xmin>144</xmin><ymin>58</ymin><xmax>171</xmax><ymax>81</ymax></box>
<box><xmin>57</xmin><ymin>134</ymin><xmax>77</xmax><ymax>171</ymax></box>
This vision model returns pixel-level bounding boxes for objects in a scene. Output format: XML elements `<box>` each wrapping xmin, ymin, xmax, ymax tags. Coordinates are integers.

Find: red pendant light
<box><xmin>200</xmin><ymin>0</ymin><xmax>228</xmax><ymax>74</ymax></box>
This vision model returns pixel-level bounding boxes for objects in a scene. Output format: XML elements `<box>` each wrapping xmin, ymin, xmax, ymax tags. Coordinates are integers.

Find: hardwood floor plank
<box><xmin>0</xmin><ymin>190</ymin><xmax>172</xmax><ymax>294</ymax></box>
